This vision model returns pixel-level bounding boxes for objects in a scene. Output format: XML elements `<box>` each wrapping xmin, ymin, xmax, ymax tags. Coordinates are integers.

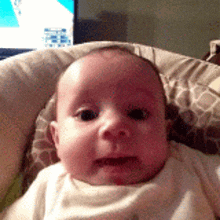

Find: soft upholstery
<box><xmin>1</xmin><ymin>41</ymin><xmax>220</xmax><ymax>202</ymax></box>
<box><xmin>204</xmin><ymin>40</ymin><xmax>220</xmax><ymax>65</ymax></box>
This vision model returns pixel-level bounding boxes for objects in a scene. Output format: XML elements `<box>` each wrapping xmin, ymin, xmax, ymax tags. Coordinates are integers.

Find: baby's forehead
<box><xmin>56</xmin><ymin>50</ymin><xmax>166</xmax><ymax>108</ymax></box>
<box><xmin>79</xmin><ymin>50</ymin><xmax>156</xmax><ymax>75</ymax></box>
<box><xmin>63</xmin><ymin>55</ymin><xmax>153</xmax><ymax>82</ymax></box>
<box><xmin>58</xmin><ymin>49</ymin><xmax>161</xmax><ymax>94</ymax></box>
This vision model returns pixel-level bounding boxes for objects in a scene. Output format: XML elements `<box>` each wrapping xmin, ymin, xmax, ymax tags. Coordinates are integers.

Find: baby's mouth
<box><xmin>95</xmin><ymin>157</ymin><xmax>138</xmax><ymax>167</ymax></box>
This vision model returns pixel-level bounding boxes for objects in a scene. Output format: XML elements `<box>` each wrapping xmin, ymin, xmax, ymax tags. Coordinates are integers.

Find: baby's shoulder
<box><xmin>35</xmin><ymin>162</ymin><xmax>67</xmax><ymax>184</ymax></box>
<box><xmin>169</xmin><ymin>141</ymin><xmax>220</xmax><ymax>172</ymax></box>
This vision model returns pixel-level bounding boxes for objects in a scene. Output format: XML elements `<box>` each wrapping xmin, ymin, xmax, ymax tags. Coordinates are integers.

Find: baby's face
<box><xmin>51</xmin><ymin>50</ymin><xmax>169</xmax><ymax>185</ymax></box>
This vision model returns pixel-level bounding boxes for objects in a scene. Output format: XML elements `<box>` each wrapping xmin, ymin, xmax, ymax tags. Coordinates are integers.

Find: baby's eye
<box><xmin>76</xmin><ymin>109</ymin><xmax>98</xmax><ymax>121</ymax></box>
<box><xmin>127</xmin><ymin>108</ymin><xmax>149</xmax><ymax>120</ymax></box>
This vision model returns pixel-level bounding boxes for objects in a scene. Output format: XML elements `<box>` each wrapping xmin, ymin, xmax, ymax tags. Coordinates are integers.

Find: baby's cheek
<box><xmin>60</xmin><ymin>150</ymin><xmax>86</xmax><ymax>175</ymax></box>
<box><xmin>58</xmin><ymin>140</ymin><xmax>94</xmax><ymax>172</ymax></box>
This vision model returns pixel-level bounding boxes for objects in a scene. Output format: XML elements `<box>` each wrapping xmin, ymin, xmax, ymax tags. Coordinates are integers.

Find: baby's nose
<box><xmin>99</xmin><ymin>114</ymin><xmax>131</xmax><ymax>140</ymax></box>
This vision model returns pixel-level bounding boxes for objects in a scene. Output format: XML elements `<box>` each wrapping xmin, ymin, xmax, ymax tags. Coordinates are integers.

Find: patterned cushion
<box><xmin>163</xmin><ymin>76</ymin><xmax>220</xmax><ymax>153</ymax></box>
<box><xmin>22</xmin><ymin>42</ymin><xmax>220</xmax><ymax>192</ymax></box>
<box><xmin>22</xmin><ymin>95</ymin><xmax>57</xmax><ymax>192</ymax></box>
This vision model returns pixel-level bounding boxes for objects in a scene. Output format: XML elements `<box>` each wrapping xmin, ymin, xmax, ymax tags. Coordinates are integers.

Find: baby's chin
<box><xmin>77</xmin><ymin>175</ymin><xmax>153</xmax><ymax>186</ymax></box>
<box><xmin>74</xmin><ymin>167</ymin><xmax>164</xmax><ymax>186</ymax></box>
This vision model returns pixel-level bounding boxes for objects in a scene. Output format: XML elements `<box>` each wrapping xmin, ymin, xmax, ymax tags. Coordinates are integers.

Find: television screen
<box><xmin>0</xmin><ymin>0</ymin><xmax>75</xmax><ymax>49</ymax></box>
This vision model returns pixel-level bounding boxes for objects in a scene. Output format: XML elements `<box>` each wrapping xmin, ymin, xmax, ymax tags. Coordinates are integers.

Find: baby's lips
<box><xmin>95</xmin><ymin>156</ymin><xmax>138</xmax><ymax>167</ymax></box>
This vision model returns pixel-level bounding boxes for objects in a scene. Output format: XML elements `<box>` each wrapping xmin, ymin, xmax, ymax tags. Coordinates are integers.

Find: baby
<box><xmin>1</xmin><ymin>46</ymin><xmax>220</xmax><ymax>219</ymax></box>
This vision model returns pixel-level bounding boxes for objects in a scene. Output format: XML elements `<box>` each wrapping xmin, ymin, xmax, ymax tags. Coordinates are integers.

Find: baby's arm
<box><xmin>195</xmin><ymin>153</ymin><xmax>220</xmax><ymax>216</ymax></box>
<box><xmin>178</xmin><ymin>144</ymin><xmax>220</xmax><ymax>217</ymax></box>
<box><xmin>0</xmin><ymin>169</ymin><xmax>48</xmax><ymax>220</ymax></box>
<box><xmin>1</xmin><ymin>198</ymin><xmax>37</xmax><ymax>220</ymax></box>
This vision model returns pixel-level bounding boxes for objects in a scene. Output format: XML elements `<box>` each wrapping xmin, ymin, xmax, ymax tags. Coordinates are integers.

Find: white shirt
<box><xmin>2</xmin><ymin>141</ymin><xmax>220</xmax><ymax>219</ymax></box>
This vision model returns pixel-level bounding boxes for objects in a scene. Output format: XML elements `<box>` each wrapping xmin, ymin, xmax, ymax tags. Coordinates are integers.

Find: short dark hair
<box><xmin>54</xmin><ymin>46</ymin><xmax>167</xmax><ymax>118</ymax></box>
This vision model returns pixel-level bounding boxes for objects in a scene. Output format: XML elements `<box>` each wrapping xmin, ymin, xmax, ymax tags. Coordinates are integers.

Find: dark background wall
<box><xmin>75</xmin><ymin>0</ymin><xmax>220</xmax><ymax>59</ymax></box>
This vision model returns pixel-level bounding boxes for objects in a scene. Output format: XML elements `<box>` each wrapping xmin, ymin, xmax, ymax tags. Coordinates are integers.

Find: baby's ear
<box><xmin>50</xmin><ymin>121</ymin><xmax>59</xmax><ymax>149</ymax></box>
